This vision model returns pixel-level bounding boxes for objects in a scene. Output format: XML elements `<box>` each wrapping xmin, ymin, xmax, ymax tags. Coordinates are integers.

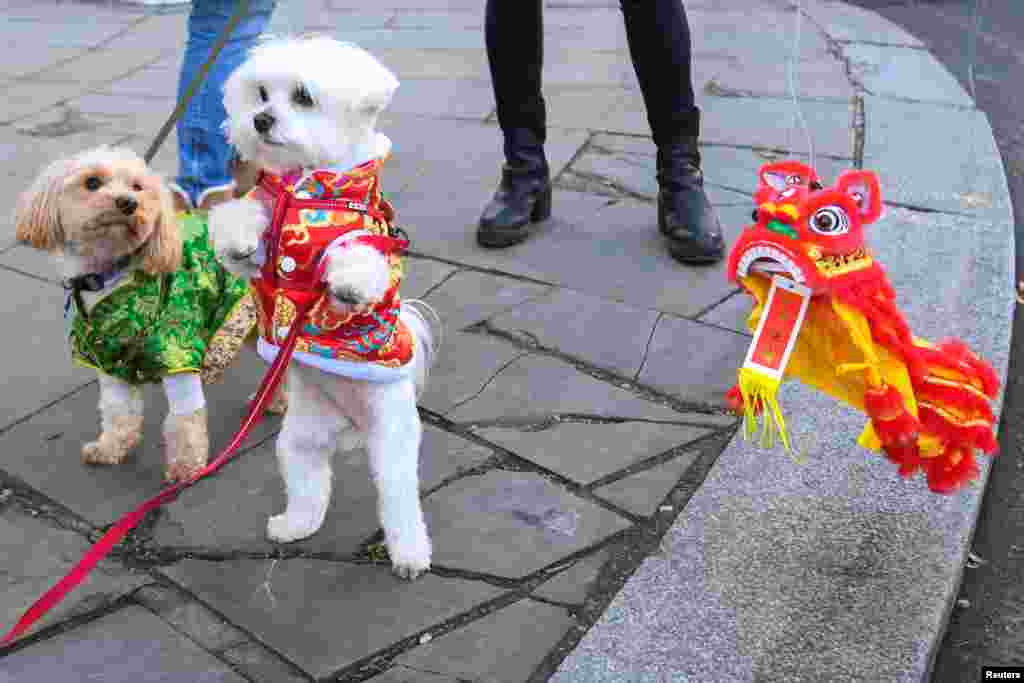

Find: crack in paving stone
<box><xmin>583</xmin><ymin>426</ymin><xmax>737</xmax><ymax>491</ymax></box>
<box><xmin>0</xmin><ymin>380</ymin><xmax>97</xmax><ymax>438</ymax></box>
<box><xmin>0</xmin><ymin>263</ymin><xmax>61</xmax><ymax>287</ymax></box>
<box><xmin>528</xmin><ymin>427</ymin><xmax>735</xmax><ymax>681</ymax></box>
<box><xmin>419</xmin><ymin>408</ymin><xmax>644</xmax><ymax>524</ymax></box>
<box><xmin>468</xmin><ymin>322</ymin><xmax>737</xmax><ymax>418</ymax></box>
<box><xmin>417</xmin><ymin>265</ymin><xmax>463</xmax><ymax>301</ymax></box>
<box><xmin>557</xmin><ymin>168</ymin><xmax>655</xmax><ymax>203</ymax></box>
<box><xmin>0</xmin><ymin>468</ymin><xmax>100</xmax><ymax>541</ymax></box>
<box><xmin>853</xmin><ymin>93</ymin><xmax>866</xmax><ymax>169</ymax></box>
<box><xmin>403</xmin><ymin>251</ymin><xmax>557</xmax><ymax>290</ymax></box>
<box><xmin>443</xmin><ymin>351</ymin><xmax>532</xmax><ymax>416</ymax></box>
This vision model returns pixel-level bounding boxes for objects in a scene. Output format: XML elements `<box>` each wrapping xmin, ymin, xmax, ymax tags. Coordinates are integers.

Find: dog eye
<box><xmin>292</xmin><ymin>85</ymin><xmax>314</xmax><ymax>108</ymax></box>
<box><xmin>132</xmin><ymin>182</ymin><xmax>143</xmax><ymax>192</ymax></box>
<box><xmin>258</xmin><ymin>85</ymin><xmax>269</xmax><ymax>102</ymax></box>
<box><xmin>84</xmin><ymin>176</ymin><xmax>103</xmax><ymax>191</ymax></box>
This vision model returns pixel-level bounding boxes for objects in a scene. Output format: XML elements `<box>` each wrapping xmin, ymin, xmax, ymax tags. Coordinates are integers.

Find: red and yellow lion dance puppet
<box><xmin>725</xmin><ymin>160</ymin><xmax>999</xmax><ymax>494</ymax></box>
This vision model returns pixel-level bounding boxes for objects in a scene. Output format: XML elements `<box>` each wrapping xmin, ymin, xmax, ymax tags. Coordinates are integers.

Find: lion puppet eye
<box><xmin>810</xmin><ymin>206</ymin><xmax>850</xmax><ymax>235</ymax></box>
<box><xmin>84</xmin><ymin>176</ymin><xmax>103</xmax><ymax>192</ymax></box>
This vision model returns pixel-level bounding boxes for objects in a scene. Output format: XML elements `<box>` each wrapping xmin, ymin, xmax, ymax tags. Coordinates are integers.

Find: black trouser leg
<box><xmin>620</xmin><ymin>0</ymin><xmax>723</xmax><ymax>264</ymax></box>
<box><xmin>620</xmin><ymin>0</ymin><xmax>699</xmax><ymax>146</ymax></box>
<box><xmin>484</xmin><ymin>0</ymin><xmax>548</xmax><ymax>172</ymax></box>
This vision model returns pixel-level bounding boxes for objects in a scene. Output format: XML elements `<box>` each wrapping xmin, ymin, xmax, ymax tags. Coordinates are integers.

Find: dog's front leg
<box><xmin>322</xmin><ymin>243</ymin><xmax>391</xmax><ymax>316</ymax></box>
<box><xmin>267</xmin><ymin>366</ymin><xmax>344</xmax><ymax>543</ymax></box>
<box><xmin>82</xmin><ymin>374</ymin><xmax>144</xmax><ymax>466</ymax></box>
<box><xmin>208</xmin><ymin>198</ymin><xmax>269</xmax><ymax>280</ymax></box>
<box><xmin>366</xmin><ymin>378</ymin><xmax>431</xmax><ymax>580</ymax></box>
<box><xmin>161</xmin><ymin>373</ymin><xmax>209</xmax><ymax>481</ymax></box>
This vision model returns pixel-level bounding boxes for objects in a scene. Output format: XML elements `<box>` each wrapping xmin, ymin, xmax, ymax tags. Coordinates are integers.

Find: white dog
<box><xmin>14</xmin><ymin>145</ymin><xmax>263</xmax><ymax>481</ymax></box>
<box><xmin>209</xmin><ymin>36</ymin><xmax>441</xmax><ymax>579</ymax></box>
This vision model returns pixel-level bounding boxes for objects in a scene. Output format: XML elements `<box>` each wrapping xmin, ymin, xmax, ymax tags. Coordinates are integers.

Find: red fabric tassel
<box><xmin>934</xmin><ymin>338</ymin><xmax>1000</xmax><ymax>398</ymax></box>
<box><xmin>725</xmin><ymin>384</ymin><xmax>763</xmax><ymax>415</ymax></box>
<box><xmin>924</xmin><ymin>448</ymin><xmax>980</xmax><ymax>494</ymax></box>
<box><xmin>918</xmin><ymin>404</ymin><xmax>999</xmax><ymax>454</ymax></box>
<box><xmin>864</xmin><ymin>384</ymin><xmax>921</xmax><ymax>449</ymax></box>
<box><xmin>913</xmin><ymin>379</ymin><xmax>995</xmax><ymax>423</ymax></box>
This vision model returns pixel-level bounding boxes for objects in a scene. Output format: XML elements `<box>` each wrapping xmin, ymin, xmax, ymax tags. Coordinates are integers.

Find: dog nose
<box><xmin>116</xmin><ymin>196</ymin><xmax>138</xmax><ymax>215</ymax></box>
<box><xmin>253</xmin><ymin>112</ymin><xmax>275</xmax><ymax>134</ymax></box>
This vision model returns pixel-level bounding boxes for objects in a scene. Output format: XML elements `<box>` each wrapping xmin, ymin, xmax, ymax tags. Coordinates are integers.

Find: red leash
<box><xmin>0</xmin><ymin>294</ymin><xmax>319</xmax><ymax>645</ymax></box>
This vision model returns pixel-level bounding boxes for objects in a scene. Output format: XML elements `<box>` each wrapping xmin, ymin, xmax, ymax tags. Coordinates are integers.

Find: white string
<box><xmin>786</xmin><ymin>0</ymin><xmax>816</xmax><ymax>169</ymax></box>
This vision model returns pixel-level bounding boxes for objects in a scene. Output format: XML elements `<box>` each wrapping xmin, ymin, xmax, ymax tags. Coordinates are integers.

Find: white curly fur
<box><xmin>210</xmin><ymin>36</ymin><xmax>442</xmax><ymax>580</ymax></box>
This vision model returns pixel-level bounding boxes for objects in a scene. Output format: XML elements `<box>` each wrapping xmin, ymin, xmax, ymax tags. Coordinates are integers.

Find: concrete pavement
<box><xmin>0</xmin><ymin>1</ymin><xmax>1013</xmax><ymax>681</ymax></box>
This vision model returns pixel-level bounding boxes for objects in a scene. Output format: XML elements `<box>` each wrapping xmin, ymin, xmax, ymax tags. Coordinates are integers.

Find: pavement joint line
<box><xmin>836</xmin><ymin>38</ymin><xmax>930</xmax><ymax>50</ymax></box>
<box><xmin>529</xmin><ymin>428</ymin><xmax>735</xmax><ymax>681</ymax></box>
<box><xmin>322</xmin><ymin>590</ymin><xmax>532</xmax><ymax>683</ymax></box>
<box><xmin>558</xmin><ymin>167</ymin><xmax>654</xmax><ymax>203</ymax></box>
<box><xmin>553</xmin><ymin>130</ymin><xmax>596</xmax><ymax>186</ymax></box>
<box><xmin>853</xmin><ymin>93</ymin><xmax>866</xmax><ymax>169</ymax></box>
<box><xmin>0</xmin><ymin>262</ymin><xmax>64</xmax><ymax>288</ymax></box>
<box><xmin>0</xmin><ymin>468</ymin><xmax>100</xmax><ymax>542</ymax></box>
<box><xmin>526</xmin><ymin>593</ymin><xmax>581</xmax><ymax>611</ymax></box>
<box><xmin>138</xmin><ymin>574</ymin><xmax>317</xmax><ymax>682</ymax></box>
<box><xmin>0</xmin><ymin>591</ymin><xmax>138</xmax><ymax>659</ymax></box>
<box><xmin>469</xmin><ymin>321</ymin><xmax>737</xmax><ymax>418</ymax></box>
<box><xmin>419</xmin><ymin>407</ymin><xmax>645</xmax><ymax>524</ymax></box>
<box><xmin>0</xmin><ymin>380</ymin><xmax>98</xmax><ymax>440</ymax></box>
<box><xmin>404</xmin><ymin>250</ymin><xmax>558</xmax><ymax>289</ymax></box>
<box><xmin>415</xmin><ymin>264</ymin><xmax>463</xmax><ymax>301</ymax></box>
<box><xmin>583</xmin><ymin>425</ymin><xmax>739</xmax><ymax>491</ymax></box>
<box><xmin>458</xmin><ymin>413</ymin><xmax>732</xmax><ymax>433</ymax></box>
<box><xmin>692</xmin><ymin>287</ymin><xmax>744</xmax><ymax>323</ymax></box>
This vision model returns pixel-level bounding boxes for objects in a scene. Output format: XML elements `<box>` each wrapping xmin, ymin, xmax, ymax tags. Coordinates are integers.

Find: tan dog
<box><xmin>14</xmin><ymin>145</ymin><xmax>276</xmax><ymax>481</ymax></box>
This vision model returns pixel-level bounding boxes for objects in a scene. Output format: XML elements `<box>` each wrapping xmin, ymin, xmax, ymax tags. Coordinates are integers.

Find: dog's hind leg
<box><xmin>366</xmin><ymin>377</ymin><xmax>431</xmax><ymax>580</ymax></box>
<box><xmin>267</xmin><ymin>366</ymin><xmax>345</xmax><ymax>543</ymax></box>
<box><xmin>82</xmin><ymin>373</ymin><xmax>144</xmax><ymax>466</ymax></box>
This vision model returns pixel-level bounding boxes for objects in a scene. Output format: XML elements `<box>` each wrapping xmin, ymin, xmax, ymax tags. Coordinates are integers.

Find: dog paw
<box><xmin>81</xmin><ymin>439</ymin><xmax>129</xmax><ymax>465</ymax></box>
<box><xmin>267</xmin><ymin>512</ymin><xmax>321</xmax><ymax>543</ymax></box>
<box><xmin>327</xmin><ymin>283</ymin><xmax>372</xmax><ymax>312</ymax></box>
<box><xmin>164</xmin><ymin>459</ymin><xmax>205</xmax><ymax>482</ymax></box>
<box><xmin>388</xmin><ymin>537</ymin><xmax>432</xmax><ymax>580</ymax></box>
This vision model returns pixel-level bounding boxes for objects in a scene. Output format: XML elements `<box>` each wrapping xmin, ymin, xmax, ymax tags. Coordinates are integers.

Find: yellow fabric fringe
<box><xmin>738</xmin><ymin>367</ymin><xmax>791</xmax><ymax>452</ymax></box>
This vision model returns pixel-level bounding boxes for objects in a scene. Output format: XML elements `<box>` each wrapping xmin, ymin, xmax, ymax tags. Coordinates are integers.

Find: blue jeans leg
<box><xmin>175</xmin><ymin>0</ymin><xmax>275</xmax><ymax>207</ymax></box>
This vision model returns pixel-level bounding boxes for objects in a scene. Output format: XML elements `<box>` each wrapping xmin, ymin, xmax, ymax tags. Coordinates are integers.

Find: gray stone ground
<box><xmin>0</xmin><ymin>0</ymin><xmax>1013</xmax><ymax>682</ymax></box>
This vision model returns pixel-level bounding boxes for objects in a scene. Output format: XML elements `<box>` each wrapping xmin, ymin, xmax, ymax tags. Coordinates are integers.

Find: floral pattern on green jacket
<box><xmin>69</xmin><ymin>212</ymin><xmax>255</xmax><ymax>385</ymax></box>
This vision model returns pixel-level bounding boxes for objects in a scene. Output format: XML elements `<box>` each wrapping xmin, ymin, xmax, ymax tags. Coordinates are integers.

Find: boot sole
<box><xmin>477</xmin><ymin>185</ymin><xmax>553</xmax><ymax>249</ymax></box>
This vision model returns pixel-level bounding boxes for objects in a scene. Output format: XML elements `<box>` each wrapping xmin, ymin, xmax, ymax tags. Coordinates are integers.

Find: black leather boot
<box><xmin>477</xmin><ymin>129</ymin><xmax>552</xmax><ymax>249</ymax></box>
<box><xmin>656</xmin><ymin>137</ymin><xmax>725</xmax><ymax>264</ymax></box>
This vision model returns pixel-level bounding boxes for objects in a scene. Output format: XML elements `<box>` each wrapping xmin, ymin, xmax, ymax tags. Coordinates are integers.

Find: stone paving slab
<box><xmin>474</xmin><ymin>422</ymin><xmax>711</xmax><ymax>486</ymax></box>
<box><xmin>696</xmin><ymin>57</ymin><xmax>856</xmax><ymax>102</ymax></box>
<box><xmin>420</xmin><ymin>268</ymin><xmax>552</xmax><ymax>332</ymax></box>
<box><xmin>400</xmin><ymin>187</ymin><xmax>753</xmax><ymax>318</ymax></box>
<box><xmin>0</xmin><ymin>502</ymin><xmax>148</xmax><ymax>641</ymax></box>
<box><xmin>803</xmin><ymin>0</ymin><xmax>925</xmax><ymax>47</ymax></box>
<box><xmin>375</xmin><ymin>114</ymin><xmax>586</xmax><ymax>194</ymax></box>
<box><xmin>486</xmin><ymin>287</ymin><xmax>660</xmax><ymax>379</ymax></box>
<box><xmin>593</xmin><ymin>450</ymin><xmax>707</xmax><ymax>517</ymax></box>
<box><xmin>567</xmin><ymin>134</ymin><xmax>757</xmax><ymax>205</ymax></box>
<box><xmin>0</xmin><ymin>271</ymin><xmax>95</xmax><ymax>431</ymax></box>
<box><xmin>0</xmin><ymin>605</ymin><xmax>247</xmax><ymax>683</ymax></box>
<box><xmin>533</xmin><ymin>546</ymin><xmax>613</xmax><ymax>605</ymax></box>
<box><xmin>402</xmin><ymin>256</ymin><xmax>458</xmax><ymax>301</ymax></box>
<box><xmin>2</xmin><ymin>16</ymin><xmax>131</xmax><ymax>50</ymax></box>
<box><xmin>423</xmin><ymin>471</ymin><xmax>631</xmax><ymax>578</ymax></box>
<box><xmin>391</xmin><ymin>598</ymin><xmax>576</xmax><ymax>683</ymax></box>
<box><xmin>162</xmin><ymin>558</ymin><xmax>503</xmax><ymax>679</ymax></box>
<box><xmin>637</xmin><ymin>314</ymin><xmax>752</xmax><ymax>407</ymax></box>
<box><xmin>151</xmin><ymin>424</ymin><xmax>493</xmax><ymax>552</ymax></box>
<box><xmin>388</xmin><ymin>77</ymin><xmax>495</xmax><ymax>121</ymax></box>
<box><xmin>844</xmin><ymin>43</ymin><xmax>973</xmax><ymax>106</ymax></box>
<box><xmin>446</xmin><ymin>352</ymin><xmax>688</xmax><ymax>425</ymax></box>
<box><xmin>862</xmin><ymin>96</ymin><xmax>1010</xmax><ymax>219</ymax></box>
<box><xmin>418</xmin><ymin>330</ymin><xmax>527</xmax><ymax>416</ymax></box>
<box><xmin>0</xmin><ymin>81</ymin><xmax>100</xmax><ymax>126</ymax></box>
<box><xmin>696</xmin><ymin>288</ymin><xmax>753</xmax><ymax>336</ymax></box>
<box><xmin>0</xmin><ymin>350</ymin><xmax>280</xmax><ymax>527</ymax></box>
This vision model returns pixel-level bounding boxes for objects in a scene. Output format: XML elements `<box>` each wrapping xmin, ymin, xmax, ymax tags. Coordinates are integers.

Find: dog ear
<box><xmin>14</xmin><ymin>158</ymin><xmax>74</xmax><ymax>250</ymax></box>
<box><xmin>358</xmin><ymin>59</ymin><xmax>400</xmax><ymax>117</ymax></box>
<box><xmin>140</xmin><ymin>180</ymin><xmax>183</xmax><ymax>275</ymax></box>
